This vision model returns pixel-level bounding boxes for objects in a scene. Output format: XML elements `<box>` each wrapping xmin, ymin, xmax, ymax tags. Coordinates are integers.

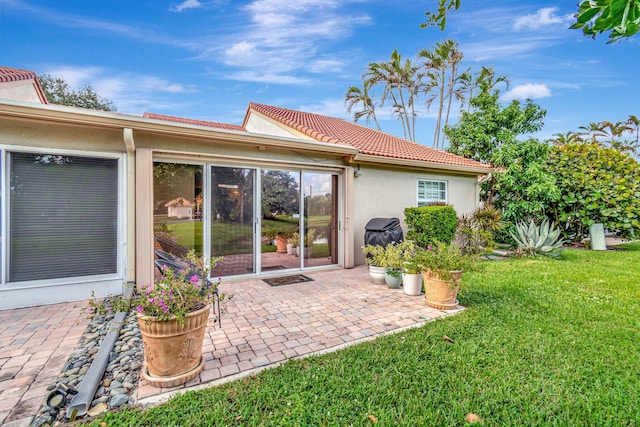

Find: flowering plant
<box><xmin>91</xmin><ymin>251</ymin><xmax>229</xmax><ymax>324</ymax></box>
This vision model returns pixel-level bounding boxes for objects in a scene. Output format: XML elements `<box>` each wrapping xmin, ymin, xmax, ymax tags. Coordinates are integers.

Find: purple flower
<box><xmin>190</xmin><ymin>275</ymin><xmax>200</xmax><ymax>285</ymax></box>
<box><xmin>137</xmin><ymin>305</ymin><xmax>144</xmax><ymax>313</ymax></box>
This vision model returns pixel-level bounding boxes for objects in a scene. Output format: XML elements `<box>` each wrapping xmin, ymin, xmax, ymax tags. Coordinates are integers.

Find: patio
<box><xmin>0</xmin><ymin>266</ymin><xmax>463</xmax><ymax>426</ymax></box>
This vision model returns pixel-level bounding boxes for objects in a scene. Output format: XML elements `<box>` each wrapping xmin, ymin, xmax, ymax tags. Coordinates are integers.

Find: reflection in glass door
<box><xmin>209</xmin><ymin>166</ymin><xmax>256</xmax><ymax>277</ymax></box>
<box><xmin>303</xmin><ymin>172</ymin><xmax>338</xmax><ymax>267</ymax></box>
<box><xmin>260</xmin><ymin>170</ymin><xmax>300</xmax><ymax>271</ymax></box>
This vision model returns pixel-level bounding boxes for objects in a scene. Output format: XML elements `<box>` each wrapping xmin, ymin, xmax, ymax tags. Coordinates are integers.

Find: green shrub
<box><xmin>510</xmin><ymin>218</ymin><xmax>565</xmax><ymax>257</ymax></box>
<box><xmin>404</xmin><ymin>205</ymin><xmax>457</xmax><ymax>248</ymax></box>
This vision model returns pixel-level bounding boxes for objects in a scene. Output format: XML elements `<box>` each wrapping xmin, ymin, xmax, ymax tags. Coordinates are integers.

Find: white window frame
<box><xmin>416</xmin><ymin>179</ymin><xmax>447</xmax><ymax>206</ymax></box>
<box><xmin>0</xmin><ymin>144</ymin><xmax>126</xmax><ymax>288</ymax></box>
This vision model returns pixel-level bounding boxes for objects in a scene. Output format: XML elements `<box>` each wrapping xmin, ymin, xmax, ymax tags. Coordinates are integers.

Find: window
<box><xmin>417</xmin><ymin>179</ymin><xmax>447</xmax><ymax>206</ymax></box>
<box><xmin>9</xmin><ymin>152</ymin><xmax>119</xmax><ymax>282</ymax></box>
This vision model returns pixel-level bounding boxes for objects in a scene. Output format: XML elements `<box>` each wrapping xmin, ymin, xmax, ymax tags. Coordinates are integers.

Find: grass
<box><xmin>88</xmin><ymin>244</ymin><xmax>640</xmax><ymax>426</ymax></box>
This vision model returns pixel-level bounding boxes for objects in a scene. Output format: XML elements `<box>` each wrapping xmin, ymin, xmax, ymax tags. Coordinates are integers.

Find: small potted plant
<box><xmin>417</xmin><ymin>242</ymin><xmax>475</xmax><ymax>309</ymax></box>
<box><xmin>398</xmin><ymin>240</ymin><xmax>422</xmax><ymax>296</ymax></box>
<box><xmin>289</xmin><ymin>232</ymin><xmax>300</xmax><ymax>256</ymax></box>
<box><xmin>274</xmin><ymin>230</ymin><xmax>289</xmax><ymax>254</ymax></box>
<box><xmin>362</xmin><ymin>244</ymin><xmax>388</xmax><ymax>285</ymax></box>
<box><xmin>302</xmin><ymin>228</ymin><xmax>316</xmax><ymax>258</ymax></box>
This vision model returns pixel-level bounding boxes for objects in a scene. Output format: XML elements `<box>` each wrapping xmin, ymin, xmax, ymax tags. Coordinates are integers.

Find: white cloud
<box><xmin>513</xmin><ymin>7</ymin><xmax>573</xmax><ymax>31</ymax></box>
<box><xmin>501</xmin><ymin>83</ymin><xmax>551</xmax><ymax>101</ymax></box>
<box><xmin>298</xmin><ymin>98</ymin><xmax>350</xmax><ymax>118</ymax></box>
<box><xmin>170</xmin><ymin>0</ymin><xmax>204</xmax><ymax>12</ymax></box>
<box><xmin>226</xmin><ymin>71</ymin><xmax>310</xmax><ymax>85</ymax></box>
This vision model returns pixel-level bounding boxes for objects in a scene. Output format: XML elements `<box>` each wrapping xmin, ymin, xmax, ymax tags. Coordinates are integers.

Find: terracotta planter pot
<box><xmin>423</xmin><ymin>270</ymin><xmax>462</xmax><ymax>310</ymax></box>
<box><xmin>137</xmin><ymin>303</ymin><xmax>211</xmax><ymax>387</ymax></box>
<box><xmin>275</xmin><ymin>235</ymin><xmax>288</xmax><ymax>254</ymax></box>
<box><xmin>368</xmin><ymin>265</ymin><xmax>388</xmax><ymax>285</ymax></box>
<box><xmin>402</xmin><ymin>272</ymin><xmax>423</xmax><ymax>296</ymax></box>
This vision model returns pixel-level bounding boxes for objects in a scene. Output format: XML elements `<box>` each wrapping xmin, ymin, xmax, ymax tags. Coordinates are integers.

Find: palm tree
<box><xmin>548</xmin><ymin>131</ymin><xmax>583</xmax><ymax>146</ymax></box>
<box><xmin>345</xmin><ymin>79</ymin><xmax>381</xmax><ymax>131</ymax></box>
<box><xmin>477</xmin><ymin>66</ymin><xmax>510</xmax><ymax>93</ymax></box>
<box><xmin>625</xmin><ymin>114</ymin><xmax>639</xmax><ymax>155</ymax></box>
<box><xmin>365</xmin><ymin>50</ymin><xmax>420</xmax><ymax>141</ymax></box>
<box><xmin>419</xmin><ymin>39</ymin><xmax>458</xmax><ymax>149</ymax></box>
<box><xmin>578</xmin><ymin>122</ymin><xmax>607</xmax><ymax>143</ymax></box>
<box><xmin>458</xmin><ymin>66</ymin><xmax>509</xmax><ymax>113</ymax></box>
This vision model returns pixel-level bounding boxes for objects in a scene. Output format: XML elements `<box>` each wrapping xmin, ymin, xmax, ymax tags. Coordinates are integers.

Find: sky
<box><xmin>1</xmin><ymin>0</ymin><xmax>638</xmax><ymax>146</ymax></box>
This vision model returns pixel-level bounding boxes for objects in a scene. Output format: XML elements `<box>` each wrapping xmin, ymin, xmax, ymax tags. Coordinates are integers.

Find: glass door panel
<box><xmin>303</xmin><ymin>172</ymin><xmax>338</xmax><ymax>267</ymax></box>
<box><xmin>210</xmin><ymin>166</ymin><xmax>256</xmax><ymax>276</ymax></box>
<box><xmin>153</xmin><ymin>162</ymin><xmax>203</xmax><ymax>257</ymax></box>
<box><xmin>260</xmin><ymin>170</ymin><xmax>301</xmax><ymax>271</ymax></box>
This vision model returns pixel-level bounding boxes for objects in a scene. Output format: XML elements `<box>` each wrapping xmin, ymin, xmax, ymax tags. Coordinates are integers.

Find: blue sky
<box><xmin>1</xmin><ymin>0</ymin><xmax>638</xmax><ymax>146</ymax></box>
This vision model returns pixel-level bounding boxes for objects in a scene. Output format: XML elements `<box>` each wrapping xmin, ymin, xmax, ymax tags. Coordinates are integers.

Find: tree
<box><xmin>626</xmin><ymin>114</ymin><xmax>640</xmax><ymax>155</ymax></box>
<box><xmin>444</xmin><ymin>89</ymin><xmax>551</xmax><ymax>224</ymax></box>
<box><xmin>445</xmin><ymin>88</ymin><xmax>546</xmax><ymax>164</ymax></box>
<box><xmin>548</xmin><ymin>131</ymin><xmax>583</xmax><ymax>146</ymax></box>
<box><xmin>419</xmin><ymin>39</ymin><xmax>465</xmax><ymax>149</ymax></box>
<box><xmin>546</xmin><ymin>143</ymin><xmax>640</xmax><ymax>240</ymax></box>
<box><xmin>345</xmin><ymin>80</ymin><xmax>381</xmax><ymax>131</ymax></box>
<box><xmin>38</xmin><ymin>74</ymin><xmax>117</xmax><ymax>111</ymax></box>
<box><xmin>365</xmin><ymin>50</ymin><xmax>420</xmax><ymax>141</ymax></box>
<box><xmin>261</xmin><ymin>170</ymin><xmax>299</xmax><ymax>218</ymax></box>
<box><xmin>423</xmin><ymin>0</ymin><xmax>640</xmax><ymax>43</ymax></box>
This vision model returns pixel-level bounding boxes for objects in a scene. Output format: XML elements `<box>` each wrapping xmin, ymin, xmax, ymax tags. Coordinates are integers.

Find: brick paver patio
<box><xmin>0</xmin><ymin>266</ymin><xmax>463</xmax><ymax>425</ymax></box>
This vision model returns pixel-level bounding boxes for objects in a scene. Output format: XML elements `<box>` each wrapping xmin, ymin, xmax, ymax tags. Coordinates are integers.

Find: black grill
<box><xmin>364</xmin><ymin>217</ymin><xmax>403</xmax><ymax>247</ymax></box>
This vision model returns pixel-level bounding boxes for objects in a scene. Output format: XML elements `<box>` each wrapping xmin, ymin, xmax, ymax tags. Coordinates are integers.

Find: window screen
<box><xmin>9</xmin><ymin>153</ymin><xmax>118</xmax><ymax>281</ymax></box>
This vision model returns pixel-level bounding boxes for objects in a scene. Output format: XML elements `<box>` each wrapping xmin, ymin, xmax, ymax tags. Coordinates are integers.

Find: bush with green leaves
<box><xmin>404</xmin><ymin>205</ymin><xmax>457</xmax><ymax>248</ymax></box>
<box><xmin>545</xmin><ymin>143</ymin><xmax>640</xmax><ymax>240</ymax></box>
<box><xmin>510</xmin><ymin>219</ymin><xmax>565</xmax><ymax>257</ymax></box>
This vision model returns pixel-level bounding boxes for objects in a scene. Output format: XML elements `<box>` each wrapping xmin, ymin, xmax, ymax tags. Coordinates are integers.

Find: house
<box><xmin>0</xmin><ymin>66</ymin><xmax>492</xmax><ymax>310</ymax></box>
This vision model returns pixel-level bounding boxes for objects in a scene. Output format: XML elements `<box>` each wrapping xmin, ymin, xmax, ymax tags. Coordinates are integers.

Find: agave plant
<box><xmin>510</xmin><ymin>219</ymin><xmax>565</xmax><ymax>257</ymax></box>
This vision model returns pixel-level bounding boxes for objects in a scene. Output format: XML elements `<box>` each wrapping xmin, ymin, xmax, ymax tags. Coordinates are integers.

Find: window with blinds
<box><xmin>9</xmin><ymin>153</ymin><xmax>119</xmax><ymax>282</ymax></box>
<box><xmin>417</xmin><ymin>179</ymin><xmax>447</xmax><ymax>206</ymax></box>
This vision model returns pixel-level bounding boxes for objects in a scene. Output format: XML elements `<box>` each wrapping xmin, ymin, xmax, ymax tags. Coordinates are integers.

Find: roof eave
<box><xmin>352</xmin><ymin>153</ymin><xmax>494</xmax><ymax>175</ymax></box>
<box><xmin>0</xmin><ymin>100</ymin><xmax>359</xmax><ymax>156</ymax></box>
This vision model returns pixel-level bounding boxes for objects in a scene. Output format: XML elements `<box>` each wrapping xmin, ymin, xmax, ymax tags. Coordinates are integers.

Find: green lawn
<box><xmin>88</xmin><ymin>244</ymin><xmax>640</xmax><ymax>426</ymax></box>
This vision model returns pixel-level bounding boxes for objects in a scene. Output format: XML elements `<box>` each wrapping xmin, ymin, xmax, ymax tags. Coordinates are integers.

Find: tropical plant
<box><xmin>416</xmin><ymin>242</ymin><xmax>476</xmax><ymax>281</ymax></box>
<box><xmin>288</xmin><ymin>232</ymin><xmax>300</xmax><ymax>247</ymax></box>
<box><xmin>509</xmin><ymin>219</ymin><xmax>565</xmax><ymax>257</ymax></box>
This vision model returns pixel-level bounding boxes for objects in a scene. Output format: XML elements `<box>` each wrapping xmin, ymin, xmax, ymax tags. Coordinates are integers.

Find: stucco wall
<box><xmin>352</xmin><ymin>164</ymin><xmax>479</xmax><ymax>265</ymax></box>
<box><xmin>0</xmin><ymin>80</ymin><xmax>44</xmax><ymax>104</ymax></box>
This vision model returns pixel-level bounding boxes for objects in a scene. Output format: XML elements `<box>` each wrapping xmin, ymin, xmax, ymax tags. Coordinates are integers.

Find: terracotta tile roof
<box><xmin>247</xmin><ymin>102</ymin><xmax>491</xmax><ymax>170</ymax></box>
<box><xmin>0</xmin><ymin>66</ymin><xmax>38</xmax><ymax>83</ymax></box>
<box><xmin>143</xmin><ymin>112</ymin><xmax>245</xmax><ymax>132</ymax></box>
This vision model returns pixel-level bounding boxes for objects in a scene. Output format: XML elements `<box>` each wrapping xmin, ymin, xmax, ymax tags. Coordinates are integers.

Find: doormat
<box><xmin>263</xmin><ymin>275</ymin><xmax>314</xmax><ymax>287</ymax></box>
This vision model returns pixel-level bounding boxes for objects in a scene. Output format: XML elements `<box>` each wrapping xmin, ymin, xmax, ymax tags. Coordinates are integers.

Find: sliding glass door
<box><xmin>260</xmin><ymin>169</ymin><xmax>300</xmax><ymax>271</ymax></box>
<box><xmin>210</xmin><ymin>166</ymin><xmax>256</xmax><ymax>277</ymax></box>
<box><xmin>303</xmin><ymin>172</ymin><xmax>338</xmax><ymax>268</ymax></box>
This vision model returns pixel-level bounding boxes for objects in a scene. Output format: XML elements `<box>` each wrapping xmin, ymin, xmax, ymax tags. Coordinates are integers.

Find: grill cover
<box><xmin>364</xmin><ymin>217</ymin><xmax>403</xmax><ymax>247</ymax></box>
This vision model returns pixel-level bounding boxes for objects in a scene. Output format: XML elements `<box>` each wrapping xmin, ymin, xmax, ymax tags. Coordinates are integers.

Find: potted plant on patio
<box><xmin>362</xmin><ymin>244</ymin><xmax>388</xmax><ymax>285</ymax></box>
<box><xmin>417</xmin><ymin>242</ymin><xmax>475</xmax><ymax>310</ymax></box>
<box><xmin>362</xmin><ymin>243</ymin><xmax>404</xmax><ymax>287</ymax></box>
<box><xmin>289</xmin><ymin>232</ymin><xmax>300</xmax><ymax>256</ymax></box>
<box><xmin>274</xmin><ymin>230</ymin><xmax>289</xmax><ymax>254</ymax></box>
<box><xmin>302</xmin><ymin>228</ymin><xmax>316</xmax><ymax>258</ymax></box>
<box><xmin>398</xmin><ymin>240</ymin><xmax>422</xmax><ymax>296</ymax></box>
<box><xmin>91</xmin><ymin>251</ymin><xmax>229</xmax><ymax>387</ymax></box>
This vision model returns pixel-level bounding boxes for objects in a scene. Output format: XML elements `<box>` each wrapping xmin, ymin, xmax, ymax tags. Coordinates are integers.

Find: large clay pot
<box><xmin>402</xmin><ymin>272</ymin><xmax>423</xmax><ymax>296</ymax></box>
<box><xmin>423</xmin><ymin>270</ymin><xmax>462</xmax><ymax>310</ymax></box>
<box><xmin>138</xmin><ymin>303</ymin><xmax>211</xmax><ymax>387</ymax></box>
<box><xmin>275</xmin><ymin>235</ymin><xmax>288</xmax><ymax>254</ymax></box>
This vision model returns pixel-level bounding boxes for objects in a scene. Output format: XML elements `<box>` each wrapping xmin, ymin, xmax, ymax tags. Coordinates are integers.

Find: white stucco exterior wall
<box><xmin>352</xmin><ymin>164</ymin><xmax>479</xmax><ymax>265</ymax></box>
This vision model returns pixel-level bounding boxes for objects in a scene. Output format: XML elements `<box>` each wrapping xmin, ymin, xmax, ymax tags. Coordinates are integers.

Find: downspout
<box><xmin>66</xmin><ymin>284</ymin><xmax>134</xmax><ymax>419</ymax></box>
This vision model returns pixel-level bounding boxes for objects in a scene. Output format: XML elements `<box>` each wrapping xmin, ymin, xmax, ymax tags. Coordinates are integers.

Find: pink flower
<box><xmin>190</xmin><ymin>275</ymin><xmax>200</xmax><ymax>285</ymax></box>
<box><xmin>137</xmin><ymin>305</ymin><xmax>144</xmax><ymax>313</ymax></box>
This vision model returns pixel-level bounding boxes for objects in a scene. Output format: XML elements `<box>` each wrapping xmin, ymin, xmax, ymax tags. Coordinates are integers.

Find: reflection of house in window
<box><xmin>165</xmin><ymin>197</ymin><xmax>194</xmax><ymax>219</ymax></box>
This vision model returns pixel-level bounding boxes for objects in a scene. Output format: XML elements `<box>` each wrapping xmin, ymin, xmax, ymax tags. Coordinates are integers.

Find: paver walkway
<box><xmin>0</xmin><ymin>266</ymin><xmax>463</xmax><ymax>425</ymax></box>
